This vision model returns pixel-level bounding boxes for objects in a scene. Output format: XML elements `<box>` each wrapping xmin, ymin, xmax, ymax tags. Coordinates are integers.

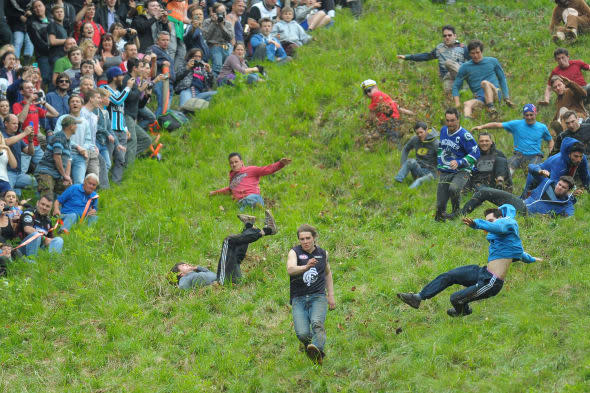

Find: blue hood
<box><xmin>560</xmin><ymin>137</ymin><xmax>581</xmax><ymax>166</ymax></box>
<box><xmin>499</xmin><ymin>203</ymin><xmax>516</xmax><ymax>220</ymax></box>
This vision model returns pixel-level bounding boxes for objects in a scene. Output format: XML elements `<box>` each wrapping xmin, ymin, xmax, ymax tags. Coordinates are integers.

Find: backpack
<box><xmin>157</xmin><ymin>110</ymin><xmax>188</xmax><ymax>132</ymax></box>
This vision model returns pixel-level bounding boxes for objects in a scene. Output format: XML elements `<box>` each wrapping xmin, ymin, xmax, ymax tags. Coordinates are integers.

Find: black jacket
<box><xmin>131</xmin><ymin>14</ymin><xmax>169</xmax><ymax>53</ymax></box>
<box><xmin>26</xmin><ymin>15</ymin><xmax>50</xmax><ymax>56</ymax></box>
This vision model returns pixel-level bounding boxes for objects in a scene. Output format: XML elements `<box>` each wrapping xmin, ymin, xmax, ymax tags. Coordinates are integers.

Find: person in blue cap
<box><xmin>398</xmin><ymin>204</ymin><xmax>542</xmax><ymax>317</ymax></box>
<box><xmin>472</xmin><ymin>103</ymin><xmax>554</xmax><ymax>176</ymax></box>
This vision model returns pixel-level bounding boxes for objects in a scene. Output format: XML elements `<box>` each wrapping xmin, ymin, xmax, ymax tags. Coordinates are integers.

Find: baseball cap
<box><xmin>107</xmin><ymin>66</ymin><xmax>124</xmax><ymax>81</ymax></box>
<box><xmin>61</xmin><ymin>115</ymin><xmax>82</xmax><ymax>129</ymax></box>
<box><xmin>361</xmin><ymin>79</ymin><xmax>377</xmax><ymax>90</ymax></box>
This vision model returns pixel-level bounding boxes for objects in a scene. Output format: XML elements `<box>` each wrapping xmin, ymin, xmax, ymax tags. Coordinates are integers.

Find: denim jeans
<box><xmin>395</xmin><ymin>159</ymin><xmax>434</xmax><ymax>183</ymax></box>
<box><xmin>237</xmin><ymin>193</ymin><xmax>264</xmax><ymax>211</ymax></box>
<box><xmin>124</xmin><ymin>115</ymin><xmax>152</xmax><ymax>167</ymax></box>
<box><xmin>153</xmin><ymin>81</ymin><xmax>174</xmax><ymax>117</ymax></box>
<box><xmin>137</xmin><ymin>107</ymin><xmax>157</xmax><ymax>130</ymax></box>
<box><xmin>20</xmin><ymin>232</ymin><xmax>64</xmax><ymax>256</ymax></box>
<box><xmin>70</xmin><ymin>153</ymin><xmax>87</xmax><ymax>184</ymax></box>
<box><xmin>178</xmin><ymin>269</ymin><xmax>217</xmax><ymax>289</ymax></box>
<box><xmin>418</xmin><ymin>264</ymin><xmax>504</xmax><ymax>314</ymax></box>
<box><xmin>210</xmin><ymin>44</ymin><xmax>231</xmax><ymax>77</ymax></box>
<box><xmin>508</xmin><ymin>152</ymin><xmax>543</xmax><ymax>172</ymax></box>
<box><xmin>20</xmin><ymin>145</ymin><xmax>44</xmax><ymax>175</ymax></box>
<box><xmin>97</xmin><ymin>143</ymin><xmax>111</xmax><ymax>171</ymax></box>
<box><xmin>179</xmin><ymin>88</ymin><xmax>217</xmax><ymax>107</ymax></box>
<box><xmin>12</xmin><ymin>31</ymin><xmax>34</xmax><ymax>58</ymax></box>
<box><xmin>7</xmin><ymin>170</ymin><xmax>36</xmax><ymax>196</ymax></box>
<box><xmin>292</xmin><ymin>293</ymin><xmax>328</xmax><ymax>352</ymax></box>
<box><xmin>37</xmin><ymin>55</ymin><xmax>52</xmax><ymax>87</ymax></box>
<box><xmin>61</xmin><ymin>212</ymin><xmax>98</xmax><ymax>231</ymax></box>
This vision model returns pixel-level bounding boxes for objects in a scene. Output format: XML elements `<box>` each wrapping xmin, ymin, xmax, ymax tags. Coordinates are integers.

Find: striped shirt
<box><xmin>102</xmin><ymin>85</ymin><xmax>130</xmax><ymax>132</ymax></box>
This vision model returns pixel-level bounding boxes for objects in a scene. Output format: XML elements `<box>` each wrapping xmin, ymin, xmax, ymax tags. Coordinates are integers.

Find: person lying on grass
<box><xmin>170</xmin><ymin>211</ymin><xmax>277</xmax><ymax>288</ymax></box>
<box><xmin>398</xmin><ymin>204</ymin><xmax>542</xmax><ymax>317</ymax></box>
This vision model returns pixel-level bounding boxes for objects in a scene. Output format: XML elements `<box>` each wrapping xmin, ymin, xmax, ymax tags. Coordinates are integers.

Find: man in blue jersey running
<box><xmin>398</xmin><ymin>204</ymin><xmax>543</xmax><ymax>317</ymax></box>
<box><xmin>435</xmin><ymin>107</ymin><xmax>480</xmax><ymax>221</ymax></box>
<box><xmin>453</xmin><ymin>40</ymin><xmax>514</xmax><ymax>119</ymax></box>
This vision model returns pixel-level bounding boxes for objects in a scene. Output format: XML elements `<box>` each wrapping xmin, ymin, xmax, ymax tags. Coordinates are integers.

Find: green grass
<box><xmin>2</xmin><ymin>0</ymin><xmax>590</xmax><ymax>391</ymax></box>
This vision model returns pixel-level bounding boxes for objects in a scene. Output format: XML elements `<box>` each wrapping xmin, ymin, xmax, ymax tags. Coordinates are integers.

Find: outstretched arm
<box><xmin>463</xmin><ymin>217</ymin><xmax>516</xmax><ymax>235</ymax></box>
<box><xmin>472</xmin><ymin>122</ymin><xmax>504</xmax><ymax>131</ymax></box>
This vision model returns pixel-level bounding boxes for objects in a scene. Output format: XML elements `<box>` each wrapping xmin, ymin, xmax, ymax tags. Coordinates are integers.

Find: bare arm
<box><xmin>472</xmin><ymin>122</ymin><xmax>504</xmax><ymax>131</ymax></box>
<box><xmin>547</xmin><ymin>138</ymin><xmax>555</xmax><ymax>154</ymax></box>
<box><xmin>399</xmin><ymin>107</ymin><xmax>414</xmax><ymax>116</ymax></box>
<box><xmin>3</xmin><ymin>146</ymin><xmax>16</xmax><ymax>169</ymax></box>
<box><xmin>43</xmin><ymin>102</ymin><xmax>60</xmax><ymax>118</ymax></box>
<box><xmin>16</xmin><ymin>102</ymin><xmax>31</xmax><ymax>124</ymax></box>
<box><xmin>5</xmin><ymin>126</ymin><xmax>34</xmax><ymax>146</ymax></box>
<box><xmin>287</xmin><ymin>249</ymin><xmax>316</xmax><ymax>276</ymax></box>
<box><xmin>48</xmin><ymin>34</ymin><xmax>67</xmax><ymax>47</ymax></box>
<box><xmin>52</xmin><ymin>200</ymin><xmax>62</xmax><ymax>216</ymax></box>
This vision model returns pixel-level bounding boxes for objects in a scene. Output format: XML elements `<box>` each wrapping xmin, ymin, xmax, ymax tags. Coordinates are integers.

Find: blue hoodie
<box><xmin>525</xmin><ymin>178</ymin><xmax>577</xmax><ymax>217</ymax></box>
<box><xmin>472</xmin><ymin>204</ymin><xmax>536</xmax><ymax>263</ymax></box>
<box><xmin>527</xmin><ymin>137</ymin><xmax>590</xmax><ymax>190</ymax></box>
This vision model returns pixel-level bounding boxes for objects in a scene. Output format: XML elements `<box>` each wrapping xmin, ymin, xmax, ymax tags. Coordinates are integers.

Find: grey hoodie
<box><xmin>271</xmin><ymin>20</ymin><xmax>311</xmax><ymax>46</ymax></box>
<box><xmin>400</xmin><ymin>129</ymin><xmax>439</xmax><ymax>171</ymax></box>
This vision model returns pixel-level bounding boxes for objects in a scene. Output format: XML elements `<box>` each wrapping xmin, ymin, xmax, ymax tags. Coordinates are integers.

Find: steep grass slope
<box><xmin>1</xmin><ymin>1</ymin><xmax>590</xmax><ymax>392</ymax></box>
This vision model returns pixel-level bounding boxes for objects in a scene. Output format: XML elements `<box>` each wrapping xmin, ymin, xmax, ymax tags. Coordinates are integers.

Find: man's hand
<box><xmin>126</xmin><ymin>77</ymin><xmax>135</xmax><ymax>88</ymax></box>
<box><xmin>126</xmin><ymin>130</ymin><xmax>131</xmax><ymax>140</ymax></box>
<box><xmin>78</xmin><ymin>146</ymin><xmax>88</xmax><ymax>159</ymax></box>
<box><xmin>53</xmin><ymin>206</ymin><xmax>61</xmax><ymax>216</ymax></box>
<box><xmin>117</xmin><ymin>145</ymin><xmax>127</xmax><ymax>152</ymax></box>
<box><xmin>63</xmin><ymin>175</ymin><xmax>72</xmax><ymax>186</ymax></box>
<box><xmin>533</xmin><ymin>257</ymin><xmax>544</xmax><ymax>262</ymax></box>
<box><xmin>280</xmin><ymin>157</ymin><xmax>292</xmax><ymax>166</ymax></box>
<box><xmin>306</xmin><ymin>258</ymin><xmax>318</xmax><ymax>270</ymax></box>
<box><xmin>472</xmin><ymin>125</ymin><xmax>484</xmax><ymax>131</ymax></box>
<box><xmin>573</xmin><ymin>188</ymin><xmax>584</xmax><ymax>197</ymax></box>
<box><xmin>108</xmin><ymin>134</ymin><xmax>115</xmax><ymax>143</ymax></box>
<box><xmin>187</xmin><ymin>59</ymin><xmax>195</xmax><ymax>68</ymax></box>
<box><xmin>327</xmin><ymin>294</ymin><xmax>336</xmax><ymax>310</ymax></box>
<box><xmin>537</xmin><ymin>99</ymin><xmax>550</xmax><ymax>106</ymax></box>
<box><xmin>396</xmin><ymin>54</ymin><xmax>406</xmax><ymax>59</ymax></box>
<box><xmin>163</xmin><ymin>60</ymin><xmax>170</xmax><ymax>67</ymax></box>
<box><xmin>24</xmin><ymin>125</ymin><xmax>34</xmax><ymax>135</ymax></box>
<box><xmin>87</xmin><ymin>208</ymin><xmax>97</xmax><ymax>216</ymax></box>
<box><xmin>539</xmin><ymin>169</ymin><xmax>550</xmax><ymax>177</ymax></box>
<box><xmin>208</xmin><ymin>190</ymin><xmax>216</xmax><ymax>196</ymax></box>
<box><xmin>462</xmin><ymin>217</ymin><xmax>475</xmax><ymax>228</ymax></box>
<box><xmin>449</xmin><ymin>160</ymin><xmax>458</xmax><ymax>170</ymax></box>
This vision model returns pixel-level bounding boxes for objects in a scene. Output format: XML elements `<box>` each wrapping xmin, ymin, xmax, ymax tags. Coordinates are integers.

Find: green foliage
<box><xmin>1</xmin><ymin>0</ymin><xmax>590</xmax><ymax>391</ymax></box>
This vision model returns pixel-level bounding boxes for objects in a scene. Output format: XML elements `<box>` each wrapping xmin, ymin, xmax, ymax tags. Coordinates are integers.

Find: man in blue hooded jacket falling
<box><xmin>397</xmin><ymin>204</ymin><xmax>543</xmax><ymax>317</ymax></box>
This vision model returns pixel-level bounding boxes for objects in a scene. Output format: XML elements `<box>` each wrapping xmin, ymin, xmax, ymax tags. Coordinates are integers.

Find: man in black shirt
<box><xmin>553</xmin><ymin>111</ymin><xmax>590</xmax><ymax>157</ymax></box>
<box><xmin>19</xmin><ymin>195</ymin><xmax>64</xmax><ymax>256</ymax></box>
<box><xmin>48</xmin><ymin>4</ymin><xmax>69</xmax><ymax>71</ymax></box>
<box><xmin>287</xmin><ymin>224</ymin><xmax>335</xmax><ymax>365</ymax></box>
<box><xmin>123</xmin><ymin>57</ymin><xmax>153</xmax><ymax>167</ymax></box>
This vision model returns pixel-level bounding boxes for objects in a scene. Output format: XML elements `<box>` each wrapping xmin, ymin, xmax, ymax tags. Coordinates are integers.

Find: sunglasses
<box><xmin>58</xmin><ymin>80</ymin><xmax>70</xmax><ymax>83</ymax></box>
<box><xmin>443</xmin><ymin>34</ymin><xmax>454</xmax><ymax>37</ymax></box>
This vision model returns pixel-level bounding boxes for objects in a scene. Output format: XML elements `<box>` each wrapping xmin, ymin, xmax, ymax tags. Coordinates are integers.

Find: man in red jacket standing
<box><xmin>209</xmin><ymin>152</ymin><xmax>291</xmax><ymax>210</ymax></box>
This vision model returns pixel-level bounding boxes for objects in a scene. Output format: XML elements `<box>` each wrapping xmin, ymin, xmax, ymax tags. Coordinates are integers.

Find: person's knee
<box><xmin>49</xmin><ymin>237</ymin><xmax>64</xmax><ymax>253</ymax></box>
<box><xmin>449</xmin><ymin>183</ymin><xmax>463</xmax><ymax>196</ymax></box>
<box><xmin>481</xmin><ymin>80</ymin><xmax>490</xmax><ymax>89</ymax></box>
<box><xmin>311</xmin><ymin>320</ymin><xmax>325</xmax><ymax>333</ymax></box>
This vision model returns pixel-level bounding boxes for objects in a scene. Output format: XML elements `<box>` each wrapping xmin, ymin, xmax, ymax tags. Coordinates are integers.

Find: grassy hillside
<box><xmin>2</xmin><ymin>0</ymin><xmax>590</xmax><ymax>392</ymax></box>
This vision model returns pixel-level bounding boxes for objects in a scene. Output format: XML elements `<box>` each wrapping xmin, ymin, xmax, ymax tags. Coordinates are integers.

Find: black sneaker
<box><xmin>306</xmin><ymin>344</ymin><xmax>323</xmax><ymax>365</ymax></box>
<box><xmin>447</xmin><ymin>304</ymin><xmax>472</xmax><ymax>317</ymax></box>
<box><xmin>264</xmin><ymin>210</ymin><xmax>277</xmax><ymax>235</ymax></box>
<box><xmin>397</xmin><ymin>292</ymin><xmax>421</xmax><ymax>309</ymax></box>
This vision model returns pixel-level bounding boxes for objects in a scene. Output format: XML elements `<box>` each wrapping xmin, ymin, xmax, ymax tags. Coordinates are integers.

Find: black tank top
<box><xmin>289</xmin><ymin>245</ymin><xmax>327</xmax><ymax>304</ymax></box>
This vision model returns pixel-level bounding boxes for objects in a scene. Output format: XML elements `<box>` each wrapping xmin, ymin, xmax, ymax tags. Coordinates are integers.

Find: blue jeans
<box><xmin>70</xmin><ymin>153</ymin><xmax>87</xmax><ymax>185</ymax></box>
<box><xmin>20</xmin><ymin>232</ymin><xmax>64</xmax><ymax>256</ymax></box>
<box><xmin>37</xmin><ymin>55</ymin><xmax>52</xmax><ymax>87</ymax></box>
<box><xmin>178</xmin><ymin>269</ymin><xmax>217</xmax><ymax>289</ymax></box>
<box><xmin>237</xmin><ymin>193</ymin><xmax>264</xmax><ymax>211</ymax></box>
<box><xmin>7</xmin><ymin>170</ymin><xmax>36</xmax><ymax>196</ymax></box>
<box><xmin>508</xmin><ymin>151</ymin><xmax>543</xmax><ymax>172</ymax></box>
<box><xmin>153</xmin><ymin>81</ymin><xmax>174</xmax><ymax>118</ymax></box>
<box><xmin>12</xmin><ymin>31</ymin><xmax>34</xmax><ymax>58</ymax></box>
<box><xmin>20</xmin><ymin>145</ymin><xmax>44</xmax><ymax>175</ymax></box>
<box><xmin>419</xmin><ymin>264</ymin><xmax>504</xmax><ymax>314</ymax></box>
<box><xmin>61</xmin><ymin>212</ymin><xmax>98</xmax><ymax>231</ymax></box>
<box><xmin>97</xmin><ymin>143</ymin><xmax>111</xmax><ymax>171</ymax></box>
<box><xmin>394</xmin><ymin>159</ymin><xmax>434</xmax><ymax>182</ymax></box>
<box><xmin>138</xmin><ymin>107</ymin><xmax>157</xmax><ymax>130</ymax></box>
<box><xmin>210</xmin><ymin>45</ymin><xmax>231</xmax><ymax>77</ymax></box>
<box><xmin>179</xmin><ymin>88</ymin><xmax>217</xmax><ymax>106</ymax></box>
<box><xmin>292</xmin><ymin>293</ymin><xmax>328</xmax><ymax>352</ymax></box>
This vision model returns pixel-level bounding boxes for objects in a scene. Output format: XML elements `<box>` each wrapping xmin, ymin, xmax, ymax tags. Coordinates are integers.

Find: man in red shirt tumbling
<box><xmin>209</xmin><ymin>152</ymin><xmax>291</xmax><ymax>210</ymax></box>
<box><xmin>361</xmin><ymin>79</ymin><xmax>414</xmax><ymax>142</ymax></box>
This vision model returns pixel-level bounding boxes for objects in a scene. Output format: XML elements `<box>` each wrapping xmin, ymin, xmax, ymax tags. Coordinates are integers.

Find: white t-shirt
<box><xmin>0</xmin><ymin>150</ymin><xmax>9</xmax><ymax>182</ymax></box>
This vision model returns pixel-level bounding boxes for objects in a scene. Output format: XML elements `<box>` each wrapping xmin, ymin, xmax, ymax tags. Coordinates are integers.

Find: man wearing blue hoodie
<box><xmin>398</xmin><ymin>204</ymin><xmax>542</xmax><ymax>317</ymax></box>
<box><xmin>460</xmin><ymin>175</ymin><xmax>580</xmax><ymax>218</ymax></box>
<box><xmin>521</xmin><ymin>136</ymin><xmax>589</xmax><ymax>198</ymax></box>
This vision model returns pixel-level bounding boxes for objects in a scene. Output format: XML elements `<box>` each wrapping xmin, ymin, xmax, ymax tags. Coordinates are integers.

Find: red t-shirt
<box><xmin>369</xmin><ymin>90</ymin><xmax>400</xmax><ymax>123</ymax></box>
<box><xmin>12</xmin><ymin>101</ymin><xmax>48</xmax><ymax>146</ymax></box>
<box><xmin>212</xmin><ymin>161</ymin><xmax>286</xmax><ymax>200</ymax></box>
<box><xmin>74</xmin><ymin>20</ymin><xmax>105</xmax><ymax>47</ymax></box>
<box><xmin>547</xmin><ymin>59</ymin><xmax>590</xmax><ymax>87</ymax></box>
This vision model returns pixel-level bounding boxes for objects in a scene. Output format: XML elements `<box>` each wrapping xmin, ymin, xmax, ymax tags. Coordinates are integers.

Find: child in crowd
<box><xmin>251</xmin><ymin>18</ymin><xmax>289</xmax><ymax>63</ymax></box>
<box><xmin>361</xmin><ymin>79</ymin><xmax>415</xmax><ymax>141</ymax></box>
<box><xmin>294</xmin><ymin>0</ymin><xmax>332</xmax><ymax>31</ymax></box>
<box><xmin>271</xmin><ymin>7</ymin><xmax>312</xmax><ymax>57</ymax></box>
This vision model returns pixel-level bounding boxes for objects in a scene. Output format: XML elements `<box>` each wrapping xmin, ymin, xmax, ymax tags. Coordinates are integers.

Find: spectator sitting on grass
<box><xmin>550</xmin><ymin>0</ymin><xmax>590</xmax><ymax>43</ymax></box>
<box><xmin>251</xmin><ymin>18</ymin><xmax>289</xmax><ymax>63</ymax></box>
<box><xmin>170</xmin><ymin>211</ymin><xmax>278</xmax><ymax>287</ymax></box>
<box><xmin>19</xmin><ymin>194</ymin><xmax>64</xmax><ymax>256</ymax></box>
<box><xmin>0</xmin><ymin>199</ymin><xmax>19</xmax><ymax>242</ymax></box>
<box><xmin>394</xmin><ymin>121</ymin><xmax>438</xmax><ymax>188</ymax></box>
<box><xmin>4</xmin><ymin>190</ymin><xmax>27</xmax><ymax>223</ymax></box>
<box><xmin>360</xmin><ymin>79</ymin><xmax>414</xmax><ymax>141</ymax></box>
<box><xmin>271</xmin><ymin>7</ymin><xmax>311</xmax><ymax>57</ymax></box>
<box><xmin>294</xmin><ymin>0</ymin><xmax>332</xmax><ymax>31</ymax></box>
<box><xmin>175</xmin><ymin>48</ymin><xmax>217</xmax><ymax>107</ymax></box>
<box><xmin>218</xmin><ymin>42</ymin><xmax>263</xmax><ymax>85</ymax></box>
<box><xmin>53</xmin><ymin>173</ymin><xmax>98</xmax><ymax>232</ymax></box>
<box><xmin>209</xmin><ymin>152</ymin><xmax>291</xmax><ymax>210</ymax></box>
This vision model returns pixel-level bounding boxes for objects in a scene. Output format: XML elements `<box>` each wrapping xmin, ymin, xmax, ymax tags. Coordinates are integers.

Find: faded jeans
<box><xmin>20</xmin><ymin>232</ymin><xmax>63</xmax><ymax>256</ymax></box>
<box><xmin>292</xmin><ymin>293</ymin><xmax>328</xmax><ymax>352</ymax></box>
<box><xmin>61</xmin><ymin>212</ymin><xmax>98</xmax><ymax>231</ymax></box>
<box><xmin>237</xmin><ymin>193</ymin><xmax>264</xmax><ymax>211</ymax></box>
